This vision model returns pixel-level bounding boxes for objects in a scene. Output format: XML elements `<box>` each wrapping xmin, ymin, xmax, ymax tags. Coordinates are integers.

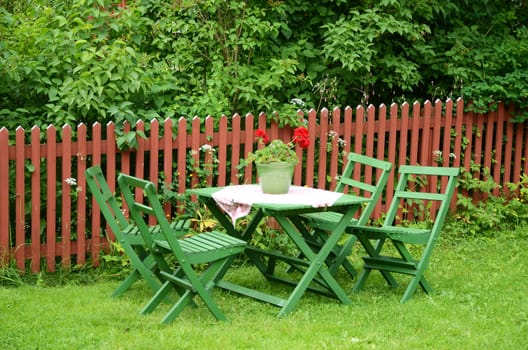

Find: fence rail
<box><xmin>1</xmin><ymin>98</ymin><xmax>527</xmax><ymax>273</ymax></box>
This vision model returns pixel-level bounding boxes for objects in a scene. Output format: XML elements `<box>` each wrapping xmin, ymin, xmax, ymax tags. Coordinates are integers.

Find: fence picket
<box><xmin>305</xmin><ymin>110</ymin><xmax>317</xmax><ymax>187</ymax></box>
<box><xmin>374</xmin><ymin>104</ymin><xmax>387</xmax><ymax>218</ymax></box>
<box><xmin>161</xmin><ymin>118</ymin><xmax>173</xmax><ymax>213</ymax></box>
<box><xmin>46</xmin><ymin>126</ymin><xmax>57</xmax><ymax>272</ymax></box>
<box><xmin>432</xmin><ymin>100</ymin><xmax>447</xmax><ymax>193</ymax></box>
<box><xmin>105</xmin><ymin>122</ymin><xmax>117</xmax><ymax>242</ymax></box>
<box><xmin>150</xmin><ymin>119</ymin><xmax>160</xmax><ymax>187</ymax></box>
<box><xmin>204</xmin><ymin>116</ymin><xmax>214</xmax><ymax>187</ymax></box>
<box><xmin>481</xmin><ymin>110</ymin><xmax>495</xmax><ymax>198</ymax></box>
<box><xmin>410</xmin><ymin>102</ymin><xmax>421</xmax><ymax>165</ymax></box>
<box><xmin>231</xmin><ymin>114</ymin><xmax>242</xmax><ymax>185</ymax></box>
<box><xmin>442</xmin><ymin>99</ymin><xmax>454</xmax><ymax>167</ymax></box>
<box><xmin>0</xmin><ymin>128</ymin><xmax>8</xmax><ymax>264</ymax></box>
<box><xmin>453</xmin><ymin>98</ymin><xmax>464</xmax><ymax>169</ymax></box>
<box><xmin>77</xmin><ymin>124</ymin><xmax>88</xmax><ymax>264</ymax></box>
<box><xmin>342</xmin><ymin>107</ymin><xmax>353</xmax><ymax>170</ymax></box>
<box><xmin>365</xmin><ymin>105</ymin><xmax>375</xmax><ymax>195</ymax></box>
<box><xmin>121</xmin><ymin>122</ymin><xmax>131</xmax><ymax>177</ymax></box>
<box><xmin>243</xmin><ymin>114</ymin><xmax>255</xmax><ymax>185</ymax></box>
<box><xmin>147</xmin><ymin>119</ymin><xmax>159</xmax><ymax>225</ymax></box>
<box><xmin>328</xmin><ymin>108</ymin><xmax>341</xmax><ymax>190</ymax></box>
<box><xmin>30</xmin><ymin>127</ymin><xmax>41</xmax><ymax>272</ymax></box>
<box><xmin>191</xmin><ymin>117</ymin><xmax>201</xmax><ymax>189</ymax></box>
<box><xmin>15</xmin><ymin>127</ymin><xmax>25</xmax><ymax>270</ymax></box>
<box><xmin>175</xmin><ymin>117</ymin><xmax>185</xmax><ymax>204</ymax></box>
<box><xmin>503</xmin><ymin>107</ymin><xmax>513</xmax><ymax>186</ymax></box>
<box><xmin>513</xmin><ymin>105</ymin><xmax>523</xmax><ymax>185</ymax></box>
<box><xmin>217</xmin><ymin>116</ymin><xmax>227</xmax><ymax>186</ymax></box>
<box><xmin>399</xmin><ymin>103</ymin><xmax>410</xmax><ymax>167</ymax></box>
<box><xmin>61</xmin><ymin>125</ymin><xmax>72</xmax><ymax>268</ymax></box>
<box><xmin>463</xmin><ymin>111</ymin><xmax>474</xmax><ymax>174</ymax></box>
<box><xmin>386</xmin><ymin>103</ymin><xmax>399</xmax><ymax>209</ymax></box>
<box><xmin>91</xmin><ymin>123</ymin><xmax>102</xmax><ymax>264</ymax></box>
<box><xmin>317</xmin><ymin>109</ymin><xmax>329</xmax><ymax>189</ymax></box>
<box><xmin>421</xmin><ymin>101</ymin><xmax>432</xmax><ymax>167</ymax></box>
<box><xmin>135</xmin><ymin>120</ymin><xmax>146</xmax><ymax>202</ymax></box>
<box><xmin>493</xmin><ymin>107</ymin><xmax>505</xmax><ymax>196</ymax></box>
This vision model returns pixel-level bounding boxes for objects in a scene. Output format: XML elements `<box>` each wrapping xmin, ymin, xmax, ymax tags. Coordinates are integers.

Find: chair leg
<box><xmin>161</xmin><ymin>290</ymin><xmax>195</xmax><ymax>324</ymax></box>
<box><xmin>192</xmin><ymin>260</ymin><xmax>229</xmax><ymax>321</ymax></box>
<box><xmin>141</xmin><ymin>280</ymin><xmax>173</xmax><ymax>315</ymax></box>
<box><xmin>352</xmin><ymin>236</ymin><xmax>398</xmax><ymax>292</ymax></box>
<box><xmin>342</xmin><ymin>260</ymin><xmax>358</xmax><ymax>278</ymax></box>
<box><xmin>112</xmin><ymin>270</ymin><xmax>141</xmax><ymax>298</ymax></box>
<box><xmin>352</xmin><ymin>267</ymin><xmax>372</xmax><ymax>293</ymax></box>
<box><xmin>401</xmin><ymin>270</ymin><xmax>433</xmax><ymax>303</ymax></box>
<box><xmin>403</xmin><ymin>271</ymin><xmax>433</xmax><ymax>303</ymax></box>
<box><xmin>132</xmin><ymin>262</ymin><xmax>163</xmax><ymax>295</ymax></box>
<box><xmin>114</xmin><ymin>245</ymin><xmax>162</xmax><ymax>297</ymax></box>
<box><xmin>419</xmin><ymin>275</ymin><xmax>433</xmax><ymax>294</ymax></box>
<box><xmin>327</xmin><ymin>235</ymin><xmax>358</xmax><ymax>278</ymax></box>
<box><xmin>392</xmin><ymin>240</ymin><xmax>433</xmax><ymax>302</ymax></box>
<box><xmin>160</xmin><ymin>282</ymin><xmax>226</xmax><ymax>324</ymax></box>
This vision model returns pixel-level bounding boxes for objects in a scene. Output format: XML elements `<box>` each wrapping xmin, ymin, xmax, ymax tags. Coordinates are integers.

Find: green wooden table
<box><xmin>187</xmin><ymin>185</ymin><xmax>369</xmax><ymax>317</ymax></box>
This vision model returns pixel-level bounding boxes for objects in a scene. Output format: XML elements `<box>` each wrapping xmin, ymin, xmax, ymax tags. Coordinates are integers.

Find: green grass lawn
<box><xmin>1</xmin><ymin>232</ymin><xmax>527</xmax><ymax>350</ymax></box>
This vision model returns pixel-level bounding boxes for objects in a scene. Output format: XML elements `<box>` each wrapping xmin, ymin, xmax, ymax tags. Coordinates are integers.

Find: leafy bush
<box><xmin>447</xmin><ymin>167</ymin><xmax>528</xmax><ymax>237</ymax></box>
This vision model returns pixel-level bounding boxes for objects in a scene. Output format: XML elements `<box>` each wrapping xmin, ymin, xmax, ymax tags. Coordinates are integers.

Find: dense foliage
<box><xmin>1</xmin><ymin>0</ymin><xmax>527</xmax><ymax>130</ymax></box>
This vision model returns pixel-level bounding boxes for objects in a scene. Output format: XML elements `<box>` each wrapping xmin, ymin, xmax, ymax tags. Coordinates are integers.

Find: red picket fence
<box><xmin>0</xmin><ymin>98</ymin><xmax>527</xmax><ymax>273</ymax></box>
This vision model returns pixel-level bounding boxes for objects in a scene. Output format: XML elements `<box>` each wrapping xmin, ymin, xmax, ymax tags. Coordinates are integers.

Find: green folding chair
<box><xmin>85</xmin><ymin>166</ymin><xmax>191</xmax><ymax>298</ymax></box>
<box><xmin>299</xmin><ymin>152</ymin><xmax>393</xmax><ymax>277</ymax></box>
<box><xmin>350</xmin><ymin>165</ymin><xmax>459</xmax><ymax>302</ymax></box>
<box><xmin>118</xmin><ymin>173</ymin><xmax>246</xmax><ymax>323</ymax></box>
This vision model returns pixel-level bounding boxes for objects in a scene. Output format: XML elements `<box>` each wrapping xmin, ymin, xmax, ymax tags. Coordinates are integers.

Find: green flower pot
<box><xmin>256</xmin><ymin>162</ymin><xmax>295</xmax><ymax>194</ymax></box>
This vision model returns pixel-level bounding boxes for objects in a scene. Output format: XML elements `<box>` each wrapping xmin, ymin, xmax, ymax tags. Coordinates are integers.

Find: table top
<box><xmin>187</xmin><ymin>184</ymin><xmax>368</xmax><ymax>212</ymax></box>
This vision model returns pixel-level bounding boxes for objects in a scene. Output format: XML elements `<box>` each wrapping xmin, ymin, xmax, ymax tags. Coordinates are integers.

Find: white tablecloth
<box><xmin>212</xmin><ymin>185</ymin><xmax>342</xmax><ymax>225</ymax></box>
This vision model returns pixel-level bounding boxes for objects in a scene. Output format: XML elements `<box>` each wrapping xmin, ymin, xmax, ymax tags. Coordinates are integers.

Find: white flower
<box><xmin>65</xmin><ymin>177</ymin><xmax>77</xmax><ymax>186</ymax></box>
<box><xmin>432</xmin><ymin>150</ymin><xmax>442</xmax><ymax>157</ymax></box>
<box><xmin>290</xmin><ymin>98</ymin><xmax>305</xmax><ymax>107</ymax></box>
<box><xmin>449</xmin><ymin>153</ymin><xmax>457</xmax><ymax>159</ymax></box>
<box><xmin>200</xmin><ymin>144</ymin><xmax>215</xmax><ymax>152</ymax></box>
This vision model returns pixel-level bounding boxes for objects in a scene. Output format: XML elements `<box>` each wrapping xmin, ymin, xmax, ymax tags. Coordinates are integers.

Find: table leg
<box><xmin>271</xmin><ymin>206</ymin><xmax>358</xmax><ymax>317</ymax></box>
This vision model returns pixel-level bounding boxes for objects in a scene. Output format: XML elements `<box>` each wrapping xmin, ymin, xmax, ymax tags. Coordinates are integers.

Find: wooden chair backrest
<box><xmin>336</xmin><ymin>152</ymin><xmax>393</xmax><ymax>225</ymax></box>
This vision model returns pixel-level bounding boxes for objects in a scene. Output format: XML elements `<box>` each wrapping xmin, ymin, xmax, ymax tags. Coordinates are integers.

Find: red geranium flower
<box><xmin>255</xmin><ymin>129</ymin><xmax>270</xmax><ymax>144</ymax></box>
<box><xmin>292</xmin><ymin>126</ymin><xmax>310</xmax><ymax>149</ymax></box>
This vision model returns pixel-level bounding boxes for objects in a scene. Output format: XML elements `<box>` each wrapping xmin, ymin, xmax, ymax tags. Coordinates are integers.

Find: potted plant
<box><xmin>246</xmin><ymin>126</ymin><xmax>310</xmax><ymax>194</ymax></box>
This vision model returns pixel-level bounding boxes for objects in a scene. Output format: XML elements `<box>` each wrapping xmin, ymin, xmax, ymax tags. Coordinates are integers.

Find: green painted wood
<box><xmin>118</xmin><ymin>173</ymin><xmax>246</xmax><ymax>323</ymax></box>
<box><xmin>296</xmin><ymin>152</ymin><xmax>393</xmax><ymax>278</ymax></box>
<box><xmin>85</xmin><ymin>166</ymin><xmax>189</xmax><ymax>299</ymax></box>
<box><xmin>350</xmin><ymin>165</ymin><xmax>460</xmax><ymax>302</ymax></box>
